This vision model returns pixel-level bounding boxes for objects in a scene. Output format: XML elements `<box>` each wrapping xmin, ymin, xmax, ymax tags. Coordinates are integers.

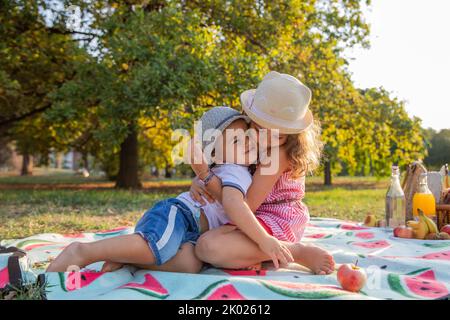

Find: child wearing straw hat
<box><xmin>192</xmin><ymin>71</ymin><xmax>335</xmax><ymax>274</ymax></box>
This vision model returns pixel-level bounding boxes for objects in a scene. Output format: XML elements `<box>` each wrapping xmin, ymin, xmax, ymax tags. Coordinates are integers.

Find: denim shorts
<box><xmin>134</xmin><ymin>198</ymin><xmax>200</xmax><ymax>265</ymax></box>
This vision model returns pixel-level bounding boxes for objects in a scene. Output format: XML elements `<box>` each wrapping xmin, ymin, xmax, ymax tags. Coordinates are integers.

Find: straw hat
<box><xmin>240</xmin><ymin>71</ymin><xmax>313</xmax><ymax>134</ymax></box>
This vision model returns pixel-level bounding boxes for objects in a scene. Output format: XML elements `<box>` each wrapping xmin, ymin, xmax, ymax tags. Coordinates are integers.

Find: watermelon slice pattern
<box><xmin>59</xmin><ymin>271</ymin><xmax>105</xmax><ymax>292</ymax></box>
<box><xmin>261</xmin><ymin>280</ymin><xmax>352</xmax><ymax>299</ymax></box>
<box><xmin>15</xmin><ymin>239</ymin><xmax>59</xmax><ymax>251</ymax></box>
<box><xmin>351</xmin><ymin>240</ymin><xmax>390</xmax><ymax>249</ymax></box>
<box><xmin>119</xmin><ymin>273</ymin><xmax>169</xmax><ymax>299</ymax></box>
<box><xmin>94</xmin><ymin>227</ymin><xmax>129</xmax><ymax>237</ymax></box>
<box><xmin>355</xmin><ymin>232</ymin><xmax>375</xmax><ymax>239</ymax></box>
<box><xmin>383</xmin><ymin>249</ymin><xmax>450</xmax><ymax>261</ymax></box>
<box><xmin>305</xmin><ymin>233</ymin><xmax>332</xmax><ymax>239</ymax></box>
<box><xmin>223</xmin><ymin>269</ymin><xmax>267</xmax><ymax>276</ymax></box>
<box><xmin>0</xmin><ymin>267</ymin><xmax>9</xmax><ymax>289</ymax></box>
<box><xmin>193</xmin><ymin>280</ymin><xmax>246</xmax><ymax>300</ymax></box>
<box><xmin>339</xmin><ymin>224</ymin><xmax>368</xmax><ymax>230</ymax></box>
<box><xmin>422</xmin><ymin>242</ymin><xmax>450</xmax><ymax>249</ymax></box>
<box><xmin>420</xmin><ymin>250</ymin><xmax>450</xmax><ymax>261</ymax></box>
<box><xmin>63</xmin><ymin>233</ymin><xmax>85</xmax><ymax>238</ymax></box>
<box><xmin>388</xmin><ymin>268</ymin><xmax>449</xmax><ymax>299</ymax></box>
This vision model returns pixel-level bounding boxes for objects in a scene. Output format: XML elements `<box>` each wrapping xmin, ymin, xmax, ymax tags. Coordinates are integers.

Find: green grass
<box><xmin>0</xmin><ymin>282</ymin><xmax>46</xmax><ymax>300</ymax></box>
<box><xmin>0</xmin><ymin>189</ymin><xmax>179</xmax><ymax>239</ymax></box>
<box><xmin>0</xmin><ymin>168</ymin><xmax>107</xmax><ymax>185</ymax></box>
<box><xmin>0</xmin><ymin>175</ymin><xmax>389</xmax><ymax>240</ymax></box>
<box><xmin>304</xmin><ymin>188</ymin><xmax>385</xmax><ymax>221</ymax></box>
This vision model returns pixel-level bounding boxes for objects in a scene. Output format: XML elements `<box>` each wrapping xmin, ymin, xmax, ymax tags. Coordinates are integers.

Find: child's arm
<box><xmin>189</xmin><ymin>138</ymin><xmax>209</xmax><ymax>178</ymax></box>
<box><xmin>188</xmin><ymin>139</ymin><xmax>223</xmax><ymax>202</ymax></box>
<box><xmin>190</xmin><ymin>146</ymin><xmax>291</xmax><ymax>211</ymax></box>
<box><xmin>193</xmin><ymin>175</ymin><xmax>223</xmax><ymax>203</ymax></box>
<box><xmin>222</xmin><ymin>186</ymin><xmax>293</xmax><ymax>268</ymax></box>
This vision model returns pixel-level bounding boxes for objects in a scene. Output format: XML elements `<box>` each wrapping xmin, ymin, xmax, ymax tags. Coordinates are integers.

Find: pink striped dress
<box><xmin>255</xmin><ymin>171</ymin><xmax>310</xmax><ymax>243</ymax></box>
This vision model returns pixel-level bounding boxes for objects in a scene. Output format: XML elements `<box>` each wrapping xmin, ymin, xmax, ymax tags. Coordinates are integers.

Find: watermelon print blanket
<box><xmin>1</xmin><ymin>217</ymin><xmax>449</xmax><ymax>300</ymax></box>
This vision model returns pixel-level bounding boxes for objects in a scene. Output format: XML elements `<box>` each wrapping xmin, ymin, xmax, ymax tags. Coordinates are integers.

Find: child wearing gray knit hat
<box><xmin>196</xmin><ymin>106</ymin><xmax>250</xmax><ymax>151</ymax></box>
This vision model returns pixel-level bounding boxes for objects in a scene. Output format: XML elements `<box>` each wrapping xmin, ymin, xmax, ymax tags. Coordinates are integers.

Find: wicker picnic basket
<box><xmin>436</xmin><ymin>204</ymin><xmax>450</xmax><ymax>230</ymax></box>
<box><xmin>437</xmin><ymin>164</ymin><xmax>450</xmax><ymax>230</ymax></box>
<box><xmin>402</xmin><ymin>162</ymin><xmax>450</xmax><ymax>230</ymax></box>
<box><xmin>402</xmin><ymin>162</ymin><xmax>427</xmax><ymax>221</ymax></box>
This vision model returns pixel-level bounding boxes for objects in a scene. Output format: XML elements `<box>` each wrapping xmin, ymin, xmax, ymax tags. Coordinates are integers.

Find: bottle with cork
<box><xmin>385</xmin><ymin>165</ymin><xmax>406</xmax><ymax>227</ymax></box>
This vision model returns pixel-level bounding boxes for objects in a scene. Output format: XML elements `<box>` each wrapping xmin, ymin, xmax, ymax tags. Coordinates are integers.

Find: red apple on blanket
<box><xmin>440</xmin><ymin>225</ymin><xmax>450</xmax><ymax>236</ymax></box>
<box><xmin>393</xmin><ymin>226</ymin><xmax>414</xmax><ymax>239</ymax></box>
<box><xmin>337</xmin><ymin>261</ymin><xmax>367</xmax><ymax>293</ymax></box>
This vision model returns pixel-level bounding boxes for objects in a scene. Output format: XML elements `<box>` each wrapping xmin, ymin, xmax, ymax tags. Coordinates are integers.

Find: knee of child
<box><xmin>67</xmin><ymin>241</ymin><xmax>88</xmax><ymax>257</ymax></box>
<box><xmin>195</xmin><ymin>234</ymin><xmax>222</xmax><ymax>264</ymax></box>
<box><xmin>185</xmin><ymin>257</ymin><xmax>203</xmax><ymax>274</ymax></box>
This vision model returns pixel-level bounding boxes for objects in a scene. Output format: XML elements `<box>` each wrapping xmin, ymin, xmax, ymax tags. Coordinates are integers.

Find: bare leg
<box><xmin>136</xmin><ymin>243</ymin><xmax>203</xmax><ymax>273</ymax></box>
<box><xmin>195</xmin><ymin>225</ymin><xmax>334</xmax><ymax>275</ymax></box>
<box><xmin>101</xmin><ymin>243</ymin><xmax>203</xmax><ymax>274</ymax></box>
<box><xmin>47</xmin><ymin>234</ymin><xmax>155</xmax><ymax>272</ymax></box>
<box><xmin>100</xmin><ymin>261</ymin><xmax>125</xmax><ymax>273</ymax></box>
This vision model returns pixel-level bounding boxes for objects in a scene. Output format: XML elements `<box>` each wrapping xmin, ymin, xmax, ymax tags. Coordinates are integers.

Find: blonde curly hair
<box><xmin>284</xmin><ymin>120</ymin><xmax>323</xmax><ymax>179</ymax></box>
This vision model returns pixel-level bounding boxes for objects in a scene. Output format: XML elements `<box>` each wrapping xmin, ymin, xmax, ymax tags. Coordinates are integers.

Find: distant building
<box><xmin>0</xmin><ymin>144</ymin><xmax>83</xmax><ymax>173</ymax></box>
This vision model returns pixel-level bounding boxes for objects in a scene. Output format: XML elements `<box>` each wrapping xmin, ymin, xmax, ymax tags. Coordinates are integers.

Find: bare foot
<box><xmin>290</xmin><ymin>243</ymin><xmax>335</xmax><ymax>275</ymax></box>
<box><xmin>46</xmin><ymin>242</ymin><xmax>87</xmax><ymax>272</ymax></box>
<box><xmin>101</xmin><ymin>261</ymin><xmax>124</xmax><ymax>272</ymax></box>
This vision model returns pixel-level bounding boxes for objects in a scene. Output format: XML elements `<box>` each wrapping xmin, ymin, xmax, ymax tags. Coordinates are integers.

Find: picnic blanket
<box><xmin>1</xmin><ymin>217</ymin><xmax>449</xmax><ymax>300</ymax></box>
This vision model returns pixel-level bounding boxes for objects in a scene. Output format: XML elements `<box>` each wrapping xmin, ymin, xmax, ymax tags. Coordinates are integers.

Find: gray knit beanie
<box><xmin>196</xmin><ymin>106</ymin><xmax>250</xmax><ymax>152</ymax></box>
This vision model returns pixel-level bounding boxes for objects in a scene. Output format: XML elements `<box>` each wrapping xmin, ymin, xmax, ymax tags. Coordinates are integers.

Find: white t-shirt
<box><xmin>177</xmin><ymin>164</ymin><xmax>253</xmax><ymax>229</ymax></box>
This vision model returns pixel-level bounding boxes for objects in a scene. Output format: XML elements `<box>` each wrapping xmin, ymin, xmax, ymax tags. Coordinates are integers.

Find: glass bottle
<box><xmin>412</xmin><ymin>173</ymin><xmax>436</xmax><ymax>218</ymax></box>
<box><xmin>385</xmin><ymin>165</ymin><xmax>406</xmax><ymax>227</ymax></box>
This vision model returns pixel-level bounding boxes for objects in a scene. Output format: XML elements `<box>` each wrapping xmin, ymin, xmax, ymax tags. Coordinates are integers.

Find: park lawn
<box><xmin>0</xmin><ymin>176</ymin><xmax>388</xmax><ymax>240</ymax></box>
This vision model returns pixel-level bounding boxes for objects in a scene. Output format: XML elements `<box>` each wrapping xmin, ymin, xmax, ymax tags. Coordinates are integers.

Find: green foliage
<box><xmin>47</xmin><ymin>2</ymin><xmax>235</xmax><ymax>179</ymax></box>
<box><xmin>0</xmin><ymin>0</ymin><xmax>87</xmax><ymax>161</ymax></box>
<box><xmin>322</xmin><ymin>85</ymin><xmax>427</xmax><ymax>177</ymax></box>
<box><xmin>424</xmin><ymin>129</ymin><xmax>450</xmax><ymax>169</ymax></box>
<box><xmin>1</xmin><ymin>0</ymin><xmax>428</xmax><ymax>183</ymax></box>
<box><xmin>356</xmin><ymin>88</ymin><xmax>427</xmax><ymax>175</ymax></box>
<box><xmin>47</xmin><ymin>0</ymin><xmax>373</xmax><ymax>179</ymax></box>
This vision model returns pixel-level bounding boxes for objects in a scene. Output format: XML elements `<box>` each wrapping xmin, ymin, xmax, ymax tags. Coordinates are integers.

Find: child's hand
<box><xmin>187</xmin><ymin>138</ymin><xmax>208</xmax><ymax>177</ymax></box>
<box><xmin>190</xmin><ymin>177</ymin><xmax>215</xmax><ymax>205</ymax></box>
<box><xmin>257</xmin><ymin>235</ymin><xmax>294</xmax><ymax>269</ymax></box>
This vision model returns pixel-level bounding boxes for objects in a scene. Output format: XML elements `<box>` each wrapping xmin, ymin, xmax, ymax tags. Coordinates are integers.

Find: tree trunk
<box><xmin>82</xmin><ymin>152</ymin><xmax>89</xmax><ymax>170</ymax></box>
<box><xmin>72</xmin><ymin>151</ymin><xmax>81</xmax><ymax>171</ymax></box>
<box><xmin>324</xmin><ymin>160</ymin><xmax>332</xmax><ymax>186</ymax></box>
<box><xmin>116</xmin><ymin>126</ymin><xmax>142</xmax><ymax>189</ymax></box>
<box><xmin>165</xmin><ymin>163</ymin><xmax>172</xmax><ymax>178</ymax></box>
<box><xmin>21</xmin><ymin>152</ymin><xmax>33</xmax><ymax>176</ymax></box>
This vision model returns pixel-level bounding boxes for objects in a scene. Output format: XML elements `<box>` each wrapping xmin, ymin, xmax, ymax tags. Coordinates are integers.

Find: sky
<box><xmin>347</xmin><ymin>0</ymin><xmax>450</xmax><ymax>130</ymax></box>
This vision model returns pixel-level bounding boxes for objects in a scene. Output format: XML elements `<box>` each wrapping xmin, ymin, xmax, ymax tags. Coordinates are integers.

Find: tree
<box><xmin>48</xmin><ymin>0</ymin><xmax>374</xmax><ymax>187</ymax></box>
<box><xmin>0</xmin><ymin>0</ymin><xmax>86</xmax><ymax>174</ymax></box>
<box><xmin>48</xmin><ymin>2</ymin><xmax>228</xmax><ymax>188</ymax></box>
<box><xmin>424</xmin><ymin>129</ymin><xmax>450</xmax><ymax>169</ymax></box>
<box><xmin>356</xmin><ymin>88</ymin><xmax>427</xmax><ymax>176</ymax></box>
<box><xmin>5</xmin><ymin>0</ymin><xmax>423</xmax><ymax>187</ymax></box>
